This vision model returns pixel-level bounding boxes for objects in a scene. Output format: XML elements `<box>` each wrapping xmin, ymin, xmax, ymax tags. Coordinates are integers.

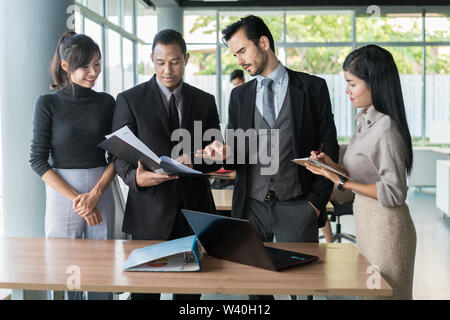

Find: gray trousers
<box><xmin>245</xmin><ymin>197</ymin><xmax>319</xmax><ymax>243</ymax></box>
<box><xmin>45</xmin><ymin>167</ymin><xmax>115</xmax><ymax>300</ymax></box>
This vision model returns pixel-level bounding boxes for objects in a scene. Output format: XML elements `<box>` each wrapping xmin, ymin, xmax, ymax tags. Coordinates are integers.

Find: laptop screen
<box><xmin>182</xmin><ymin>209</ymin><xmax>276</xmax><ymax>270</ymax></box>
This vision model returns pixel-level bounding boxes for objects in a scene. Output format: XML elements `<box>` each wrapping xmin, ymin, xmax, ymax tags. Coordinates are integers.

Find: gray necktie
<box><xmin>261</xmin><ymin>78</ymin><xmax>275</xmax><ymax>127</ymax></box>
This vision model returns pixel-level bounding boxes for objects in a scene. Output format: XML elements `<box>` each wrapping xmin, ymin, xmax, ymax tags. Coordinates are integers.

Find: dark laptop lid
<box><xmin>182</xmin><ymin>210</ymin><xmax>277</xmax><ymax>271</ymax></box>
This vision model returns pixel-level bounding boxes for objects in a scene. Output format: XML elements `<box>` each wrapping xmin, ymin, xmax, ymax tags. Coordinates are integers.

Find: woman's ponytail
<box><xmin>50</xmin><ymin>30</ymin><xmax>76</xmax><ymax>90</ymax></box>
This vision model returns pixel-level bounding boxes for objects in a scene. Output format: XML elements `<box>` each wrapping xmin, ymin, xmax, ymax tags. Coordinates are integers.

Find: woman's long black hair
<box><xmin>343</xmin><ymin>45</ymin><xmax>413</xmax><ymax>175</ymax></box>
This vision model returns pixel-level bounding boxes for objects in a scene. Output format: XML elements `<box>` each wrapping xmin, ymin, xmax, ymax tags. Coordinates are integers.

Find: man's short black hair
<box><xmin>152</xmin><ymin>29</ymin><xmax>187</xmax><ymax>55</ymax></box>
<box><xmin>222</xmin><ymin>15</ymin><xmax>275</xmax><ymax>52</ymax></box>
<box><xmin>230</xmin><ymin>69</ymin><xmax>245</xmax><ymax>82</ymax></box>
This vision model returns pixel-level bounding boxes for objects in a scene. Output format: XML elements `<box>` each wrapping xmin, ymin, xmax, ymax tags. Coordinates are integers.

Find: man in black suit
<box><xmin>112</xmin><ymin>29</ymin><xmax>220</xmax><ymax>300</ymax></box>
<box><xmin>198</xmin><ymin>15</ymin><xmax>339</xmax><ymax>245</ymax></box>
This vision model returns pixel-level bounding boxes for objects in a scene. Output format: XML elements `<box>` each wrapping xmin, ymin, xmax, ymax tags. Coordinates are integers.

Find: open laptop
<box><xmin>182</xmin><ymin>209</ymin><xmax>319</xmax><ymax>271</ymax></box>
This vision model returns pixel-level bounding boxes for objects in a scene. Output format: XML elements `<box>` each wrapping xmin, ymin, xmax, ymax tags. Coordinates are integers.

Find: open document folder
<box><xmin>97</xmin><ymin>126</ymin><xmax>208</xmax><ymax>177</ymax></box>
<box><xmin>123</xmin><ymin>235</ymin><xmax>205</xmax><ymax>272</ymax></box>
<box><xmin>292</xmin><ymin>158</ymin><xmax>350</xmax><ymax>179</ymax></box>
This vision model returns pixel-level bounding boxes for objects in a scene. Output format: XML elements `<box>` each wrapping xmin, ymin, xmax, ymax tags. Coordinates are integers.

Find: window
<box><xmin>184</xmin><ymin>12</ymin><xmax>218</xmax><ymax>106</ymax></box>
<box><xmin>123</xmin><ymin>38</ymin><xmax>134</xmax><ymax>90</ymax></box>
<box><xmin>185</xmin><ymin>11</ymin><xmax>217</xmax><ymax>44</ymax></box>
<box><xmin>286</xmin><ymin>11</ymin><xmax>352</xmax><ymax>43</ymax></box>
<box><xmin>137</xmin><ymin>44</ymin><xmax>154</xmax><ymax>84</ymax></box>
<box><xmin>426</xmin><ymin>46</ymin><xmax>450</xmax><ymax>142</ymax></box>
<box><xmin>136</xmin><ymin>0</ymin><xmax>157</xmax><ymax>43</ymax></box>
<box><xmin>75</xmin><ymin>7</ymin><xmax>83</xmax><ymax>34</ymax></box>
<box><xmin>424</xmin><ymin>13</ymin><xmax>450</xmax><ymax>143</ymax></box>
<box><xmin>426</xmin><ymin>13</ymin><xmax>450</xmax><ymax>42</ymax></box>
<box><xmin>356</xmin><ymin>13</ymin><xmax>423</xmax><ymax>42</ymax></box>
<box><xmin>220</xmin><ymin>11</ymin><xmax>285</xmax><ymax>42</ymax></box>
<box><xmin>84</xmin><ymin>18</ymin><xmax>104</xmax><ymax>92</ymax></box>
<box><xmin>185</xmin><ymin>44</ymin><xmax>217</xmax><ymax>99</ymax></box>
<box><xmin>107</xmin><ymin>29</ymin><xmax>123</xmax><ymax>98</ymax></box>
<box><xmin>124</xmin><ymin>0</ymin><xmax>135</xmax><ymax>34</ymax></box>
<box><xmin>287</xmin><ymin>46</ymin><xmax>353</xmax><ymax>137</ymax></box>
<box><xmin>107</xmin><ymin>0</ymin><xmax>120</xmax><ymax>26</ymax></box>
<box><xmin>84</xmin><ymin>0</ymin><xmax>104</xmax><ymax>16</ymax></box>
<box><xmin>73</xmin><ymin>3</ymin><xmax>450</xmax><ymax>144</ymax></box>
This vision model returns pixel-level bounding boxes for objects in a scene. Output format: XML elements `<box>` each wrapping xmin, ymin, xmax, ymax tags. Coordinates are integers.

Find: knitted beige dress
<box><xmin>344</xmin><ymin>107</ymin><xmax>417</xmax><ymax>300</ymax></box>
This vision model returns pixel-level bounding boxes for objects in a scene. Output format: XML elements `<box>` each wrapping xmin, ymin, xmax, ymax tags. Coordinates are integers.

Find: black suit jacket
<box><xmin>112</xmin><ymin>76</ymin><xmax>221</xmax><ymax>240</ymax></box>
<box><xmin>225</xmin><ymin>68</ymin><xmax>339</xmax><ymax>227</ymax></box>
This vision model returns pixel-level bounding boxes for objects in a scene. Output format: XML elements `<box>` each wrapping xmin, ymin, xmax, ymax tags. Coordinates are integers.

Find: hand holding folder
<box><xmin>97</xmin><ymin>126</ymin><xmax>206</xmax><ymax>177</ymax></box>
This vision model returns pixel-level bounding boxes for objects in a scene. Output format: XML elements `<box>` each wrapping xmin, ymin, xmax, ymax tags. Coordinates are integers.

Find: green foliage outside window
<box><xmin>186</xmin><ymin>13</ymin><xmax>449</xmax><ymax>76</ymax></box>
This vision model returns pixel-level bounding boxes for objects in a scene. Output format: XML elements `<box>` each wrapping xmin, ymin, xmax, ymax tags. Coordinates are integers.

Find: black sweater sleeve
<box><xmin>29</xmin><ymin>95</ymin><xmax>53</xmax><ymax>177</ymax></box>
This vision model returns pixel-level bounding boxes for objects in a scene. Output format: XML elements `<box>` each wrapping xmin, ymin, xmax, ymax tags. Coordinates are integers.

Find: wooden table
<box><xmin>212</xmin><ymin>189</ymin><xmax>234</xmax><ymax>211</ymax></box>
<box><xmin>212</xmin><ymin>189</ymin><xmax>334</xmax><ymax>212</ymax></box>
<box><xmin>0</xmin><ymin>237</ymin><xmax>391</xmax><ymax>298</ymax></box>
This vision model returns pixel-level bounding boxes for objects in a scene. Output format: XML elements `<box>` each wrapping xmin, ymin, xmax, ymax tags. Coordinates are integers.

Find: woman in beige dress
<box><xmin>305</xmin><ymin>45</ymin><xmax>416</xmax><ymax>300</ymax></box>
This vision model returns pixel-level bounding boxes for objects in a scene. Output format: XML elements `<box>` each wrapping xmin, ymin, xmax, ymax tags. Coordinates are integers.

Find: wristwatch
<box><xmin>337</xmin><ymin>177</ymin><xmax>348</xmax><ymax>191</ymax></box>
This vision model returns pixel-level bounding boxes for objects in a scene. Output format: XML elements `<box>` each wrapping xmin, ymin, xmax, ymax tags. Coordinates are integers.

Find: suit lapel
<box><xmin>181</xmin><ymin>84</ymin><xmax>193</xmax><ymax>130</ymax></box>
<box><xmin>242</xmin><ymin>79</ymin><xmax>257</xmax><ymax>130</ymax></box>
<box><xmin>287</xmin><ymin>69</ymin><xmax>305</xmax><ymax>156</ymax></box>
<box><xmin>146</xmin><ymin>76</ymin><xmax>171</xmax><ymax>137</ymax></box>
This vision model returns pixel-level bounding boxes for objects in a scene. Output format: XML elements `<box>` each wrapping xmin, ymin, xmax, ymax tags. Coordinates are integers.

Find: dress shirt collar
<box><xmin>356</xmin><ymin>106</ymin><xmax>386</xmax><ymax>129</ymax></box>
<box><xmin>256</xmin><ymin>62</ymin><xmax>286</xmax><ymax>89</ymax></box>
<box><xmin>155</xmin><ymin>76</ymin><xmax>183</xmax><ymax>102</ymax></box>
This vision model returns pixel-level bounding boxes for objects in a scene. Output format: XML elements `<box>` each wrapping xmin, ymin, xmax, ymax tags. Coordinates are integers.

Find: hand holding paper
<box><xmin>292</xmin><ymin>155</ymin><xmax>349</xmax><ymax>180</ymax></box>
<box><xmin>98</xmin><ymin>126</ymin><xmax>211</xmax><ymax>178</ymax></box>
<box><xmin>310</xmin><ymin>150</ymin><xmax>336</xmax><ymax>167</ymax></box>
<box><xmin>293</xmin><ymin>149</ymin><xmax>350</xmax><ymax>186</ymax></box>
<box><xmin>304</xmin><ymin>161</ymin><xmax>342</xmax><ymax>185</ymax></box>
<box><xmin>136</xmin><ymin>161</ymin><xmax>178</xmax><ymax>188</ymax></box>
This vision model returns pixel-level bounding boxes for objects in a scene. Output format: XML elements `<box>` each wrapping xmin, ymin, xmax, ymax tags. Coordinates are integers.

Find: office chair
<box><xmin>328</xmin><ymin>202</ymin><xmax>356</xmax><ymax>243</ymax></box>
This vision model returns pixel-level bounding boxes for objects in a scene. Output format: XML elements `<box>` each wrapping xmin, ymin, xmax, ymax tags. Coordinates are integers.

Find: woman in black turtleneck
<box><xmin>29</xmin><ymin>32</ymin><xmax>116</xmax><ymax>298</ymax></box>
